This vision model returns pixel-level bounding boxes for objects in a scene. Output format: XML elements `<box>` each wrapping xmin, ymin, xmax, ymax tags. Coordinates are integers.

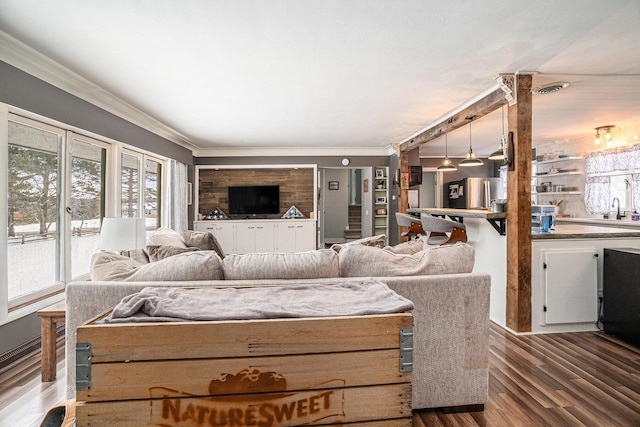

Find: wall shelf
<box><xmin>374</xmin><ymin>167</ymin><xmax>389</xmax><ymax>237</ymax></box>
<box><xmin>533</xmin><ymin>156</ymin><xmax>583</xmax><ymax>165</ymax></box>
<box><xmin>533</xmin><ymin>191</ymin><xmax>582</xmax><ymax>196</ymax></box>
<box><xmin>533</xmin><ymin>171</ymin><xmax>582</xmax><ymax>179</ymax></box>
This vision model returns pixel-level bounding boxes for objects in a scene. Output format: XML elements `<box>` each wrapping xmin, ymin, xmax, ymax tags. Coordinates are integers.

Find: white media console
<box><xmin>193</xmin><ymin>219</ymin><xmax>317</xmax><ymax>254</ymax></box>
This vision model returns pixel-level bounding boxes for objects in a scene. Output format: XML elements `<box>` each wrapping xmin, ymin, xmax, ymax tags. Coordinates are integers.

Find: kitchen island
<box><xmin>409</xmin><ymin>208</ymin><xmax>640</xmax><ymax>333</ymax></box>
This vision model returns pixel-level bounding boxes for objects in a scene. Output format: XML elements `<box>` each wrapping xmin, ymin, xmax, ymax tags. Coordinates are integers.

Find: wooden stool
<box><xmin>37</xmin><ymin>300</ymin><xmax>66</xmax><ymax>382</ymax></box>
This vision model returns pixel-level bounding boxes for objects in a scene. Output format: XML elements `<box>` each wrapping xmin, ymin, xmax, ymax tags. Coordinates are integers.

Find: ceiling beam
<box><xmin>399</xmin><ymin>87</ymin><xmax>507</xmax><ymax>153</ymax></box>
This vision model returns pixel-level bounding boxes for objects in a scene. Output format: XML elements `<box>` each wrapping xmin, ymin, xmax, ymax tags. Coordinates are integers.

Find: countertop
<box><xmin>407</xmin><ymin>208</ymin><xmax>640</xmax><ymax>239</ymax></box>
<box><xmin>533</xmin><ymin>224</ymin><xmax>640</xmax><ymax>240</ymax></box>
<box><xmin>407</xmin><ymin>207</ymin><xmax>506</xmax><ymax>219</ymax></box>
<box><xmin>556</xmin><ymin>217</ymin><xmax>640</xmax><ymax>229</ymax></box>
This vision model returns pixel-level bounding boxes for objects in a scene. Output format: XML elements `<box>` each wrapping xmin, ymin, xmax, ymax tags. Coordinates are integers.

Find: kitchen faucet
<box><xmin>612</xmin><ymin>197</ymin><xmax>625</xmax><ymax>220</ymax></box>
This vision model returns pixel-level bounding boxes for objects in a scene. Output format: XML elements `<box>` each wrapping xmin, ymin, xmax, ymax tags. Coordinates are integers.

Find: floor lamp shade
<box><xmin>98</xmin><ymin>218</ymin><xmax>147</xmax><ymax>251</ymax></box>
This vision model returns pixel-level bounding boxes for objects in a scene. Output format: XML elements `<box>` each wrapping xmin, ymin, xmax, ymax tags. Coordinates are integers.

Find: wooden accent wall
<box><xmin>199</xmin><ymin>168</ymin><xmax>314</xmax><ymax>218</ymax></box>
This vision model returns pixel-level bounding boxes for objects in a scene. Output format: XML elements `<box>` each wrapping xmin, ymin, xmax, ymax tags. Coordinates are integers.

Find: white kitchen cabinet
<box><xmin>193</xmin><ymin>219</ymin><xmax>316</xmax><ymax>254</ymax></box>
<box><xmin>542</xmin><ymin>248</ymin><xmax>598</xmax><ymax>324</ymax></box>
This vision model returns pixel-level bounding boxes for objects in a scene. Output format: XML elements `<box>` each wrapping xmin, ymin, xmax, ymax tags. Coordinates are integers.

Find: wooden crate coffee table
<box><xmin>75</xmin><ymin>311</ymin><xmax>413</xmax><ymax>426</ymax></box>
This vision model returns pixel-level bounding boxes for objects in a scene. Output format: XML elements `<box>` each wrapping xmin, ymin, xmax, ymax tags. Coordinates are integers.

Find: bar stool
<box><xmin>420</xmin><ymin>214</ymin><xmax>467</xmax><ymax>245</ymax></box>
<box><xmin>395</xmin><ymin>212</ymin><xmax>426</xmax><ymax>239</ymax></box>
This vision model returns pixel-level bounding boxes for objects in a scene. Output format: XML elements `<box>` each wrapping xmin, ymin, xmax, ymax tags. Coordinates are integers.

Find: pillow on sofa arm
<box><xmin>147</xmin><ymin>245</ymin><xmax>200</xmax><ymax>262</ymax></box>
<box><xmin>339</xmin><ymin>242</ymin><xmax>475</xmax><ymax>277</ymax></box>
<box><xmin>90</xmin><ymin>250</ymin><xmax>224</xmax><ymax>281</ymax></box>
<box><xmin>181</xmin><ymin>229</ymin><xmax>225</xmax><ymax>259</ymax></box>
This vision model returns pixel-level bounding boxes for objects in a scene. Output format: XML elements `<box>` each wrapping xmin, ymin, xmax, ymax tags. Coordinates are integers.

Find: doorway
<box><xmin>318</xmin><ymin>167</ymin><xmax>373</xmax><ymax>247</ymax></box>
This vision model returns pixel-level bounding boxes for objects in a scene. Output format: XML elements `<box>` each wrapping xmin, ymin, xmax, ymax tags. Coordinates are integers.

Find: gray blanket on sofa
<box><xmin>102</xmin><ymin>280</ymin><xmax>414</xmax><ymax>323</ymax></box>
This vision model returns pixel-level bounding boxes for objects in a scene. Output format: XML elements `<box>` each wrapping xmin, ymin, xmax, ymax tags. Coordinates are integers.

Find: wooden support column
<box><xmin>506</xmin><ymin>74</ymin><xmax>533</xmax><ymax>333</ymax></box>
<box><xmin>398</xmin><ymin>151</ymin><xmax>409</xmax><ymax>241</ymax></box>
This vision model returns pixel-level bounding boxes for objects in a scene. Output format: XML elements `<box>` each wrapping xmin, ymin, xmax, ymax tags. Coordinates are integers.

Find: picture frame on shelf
<box><xmin>376</xmin><ymin>196</ymin><xmax>387</xmax><ymax>203</ymax></box>
<box><xmin>375</xmin><ymin>169</ymin><xmax>385</xmax><ymax>178</ymax></box>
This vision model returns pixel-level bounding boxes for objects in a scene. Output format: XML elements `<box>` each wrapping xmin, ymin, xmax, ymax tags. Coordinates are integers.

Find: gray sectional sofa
<box><xmin>65</xmin><ymin>229</ymin><xmax>491</xmax><ymax>412</ymax></box>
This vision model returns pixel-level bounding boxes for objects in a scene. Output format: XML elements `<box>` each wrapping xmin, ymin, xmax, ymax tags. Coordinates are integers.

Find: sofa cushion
<box><xmin>330</xmin><ymin>234</ymin><xmax>387</xmax><ymax>253</ymax></box>
<box><xmin>147</xmin><ymin>227</ymin><xmax>187</xmax><ymax>248</ymax></box>
<box><xmin>222</xmin><ymin>249</ymin><xmax>340</xmax><ymax>280</ymax></box>
<box><xmin>147</xmin><ymin>245</ymin><xmax>200</xmax><ymax>262</ymax></box>
<box><xmin>383</xmin><ymin>239</ymin><xmax>425</xmax><ymax>255</ymax></box>
<box><xmin>90</xmin><ymin>251</ymin><xmax>224</xmax><ymax>281</ymax></box>
<box><xmin>181</xmin><ymin>229</ymin><xmax>225</xmax><ymax>259</ymax></box>
<box><xmin>339</xmin><ymin>242</ymin><xmax>475</xmax><ymax>277</ymax></box>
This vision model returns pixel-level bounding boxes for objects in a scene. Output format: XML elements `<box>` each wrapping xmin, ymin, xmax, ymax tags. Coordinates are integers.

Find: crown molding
<box><xmin>0</xmin><ymin>31</ymin><xmax>198</xmax><ymax>152</ymax></box>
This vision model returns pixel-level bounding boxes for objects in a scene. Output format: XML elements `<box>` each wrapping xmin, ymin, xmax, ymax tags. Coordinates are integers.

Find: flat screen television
<box><xmin>228</xmin><ymin>185</ymin><xmax>280</xmax><ymax>216</ymax></box>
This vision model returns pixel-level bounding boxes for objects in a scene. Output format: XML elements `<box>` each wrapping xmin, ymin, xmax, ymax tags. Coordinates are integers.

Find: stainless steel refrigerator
<box><xmin>448</xmin><ymin>177</ymin><xmax>504</xmax><ymax>209</ymax></box>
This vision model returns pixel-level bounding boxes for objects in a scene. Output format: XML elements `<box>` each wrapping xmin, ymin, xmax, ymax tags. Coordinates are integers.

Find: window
<box><xmin>7</xmin><ymin>118</ymin><xmax>63</xmax><ymax>304</ymax></box>
<box><xmin>145</xmin><ymin>159</ymin><xmax>162</xmax><ymax>230</ymax></box>
<box><xmin>585</xmin><ymin>145</ymin><xmax>640</xmax><ymax>215</ymax></box>
<box><xmin>120</xmin><ymin>151</ymin><xmax>163</xmax><ymax>230</ymax></box>
<box><xmin>121</xmin><ymin>152</ymin><xmax>140</xmax><ymax>218</ymax></box>
<box><xmin>2</xmin><ymin>109</ymin><xmax>169</xmax><ymax>321</ymax></box>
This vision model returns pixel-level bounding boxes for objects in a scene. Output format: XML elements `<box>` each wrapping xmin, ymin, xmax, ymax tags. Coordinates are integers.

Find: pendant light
<box><xmin>437</xmin><ymin>134</ymin><xmax>457</xmax><ymax>171</ymax></box>
<box><xmin>488</xmin><ymin>105</ymin><xmax>507</xmax><ymax>161</ymax></box>
<box><xmin>459</xmin><ymin>118</ymin><xmax>484</xmax><ymax>167</ymax></box>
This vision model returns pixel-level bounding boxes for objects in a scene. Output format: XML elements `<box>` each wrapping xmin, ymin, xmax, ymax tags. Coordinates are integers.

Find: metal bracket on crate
<box><xmin>76</xmin><ymin>342</ymin><xmax>92</xmax><ymax>391</ymax></box>
<box><xmin>399</xmin><ymin>328</ymin><xmax>414</xmax><ymax>372</ymax></box>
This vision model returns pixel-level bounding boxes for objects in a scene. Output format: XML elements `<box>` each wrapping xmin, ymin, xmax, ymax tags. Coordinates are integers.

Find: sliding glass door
<box><xmin>3</xmin><ymin>111</ymin><xmax>167</xmax><ymax>314</ymax></box>
<box><xmin>7</xmin><ymin>118</ymin><xmax>63</xmax><ymax>304</ymax></box>
<box><xmin>68</xmin><ymin>135</ymin><xmax>107</xmax><ymax>279</ymax></box>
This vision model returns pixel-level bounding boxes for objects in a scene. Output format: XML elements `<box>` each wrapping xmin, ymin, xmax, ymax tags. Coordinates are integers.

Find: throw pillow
<box><xmin>181</xmin><ymin>229</ymin><xmax>225</xmax><ymax>259</ymax></box>
<box><xmin>90</xmin><ymin>252</ymin><xmax>144</xmax><ymax>281</ymax></box>
<box><xmin>222</xmin><ymin>249</ymin><xmax>340</xmax><ymax>280</ymax></box>
<box><xmin>90</xmin><ymin>250</ymin><xmax>224</xmax><ymax>281</ymax></box>
<box><xmin>119</xmin><ymin>249</ymin><xmax>150</xmax><ymax>264</ymax></box>
<box><xmin>338</xmin><ymin>242</ymin><xmax>475</xmax><ymax>277</ymax></box>
<box><xmin>383</xmin><ymin>239</ymin><xmax>425</xmax><ymax>255</ymax></box>
<box><xmin>147</xmin><ymin>227</ymin><xmax>187</xmax><ymax>248</ymax></box>
<box><xmin>147</xmin><ymin>245</ymin><xmax>199</xmax><ymax>262</ymax></box>
<box><xmin>330</xmin><ymin>234</ymin><xmax>387</xmax><ymax>253</ymax></box>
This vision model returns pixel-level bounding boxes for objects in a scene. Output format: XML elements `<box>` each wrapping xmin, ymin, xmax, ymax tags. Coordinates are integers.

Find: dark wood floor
<box><xmin>1</xmin><ymin>323</ymin><xmax>639</xmax><ymax>426</ymax></box>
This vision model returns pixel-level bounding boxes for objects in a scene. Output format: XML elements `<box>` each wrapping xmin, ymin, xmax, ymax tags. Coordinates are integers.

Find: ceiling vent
<box><xmin>532</xmin><ymin>81</ymin><xmax>570</xmax><ymax>95</ymax></box>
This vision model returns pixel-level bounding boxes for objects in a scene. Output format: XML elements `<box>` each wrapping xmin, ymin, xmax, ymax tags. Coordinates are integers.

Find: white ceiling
<box><xmin>1</xmin><ymin>0</ymin><xmax>639</xmax><ymax>158</ymax></box>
